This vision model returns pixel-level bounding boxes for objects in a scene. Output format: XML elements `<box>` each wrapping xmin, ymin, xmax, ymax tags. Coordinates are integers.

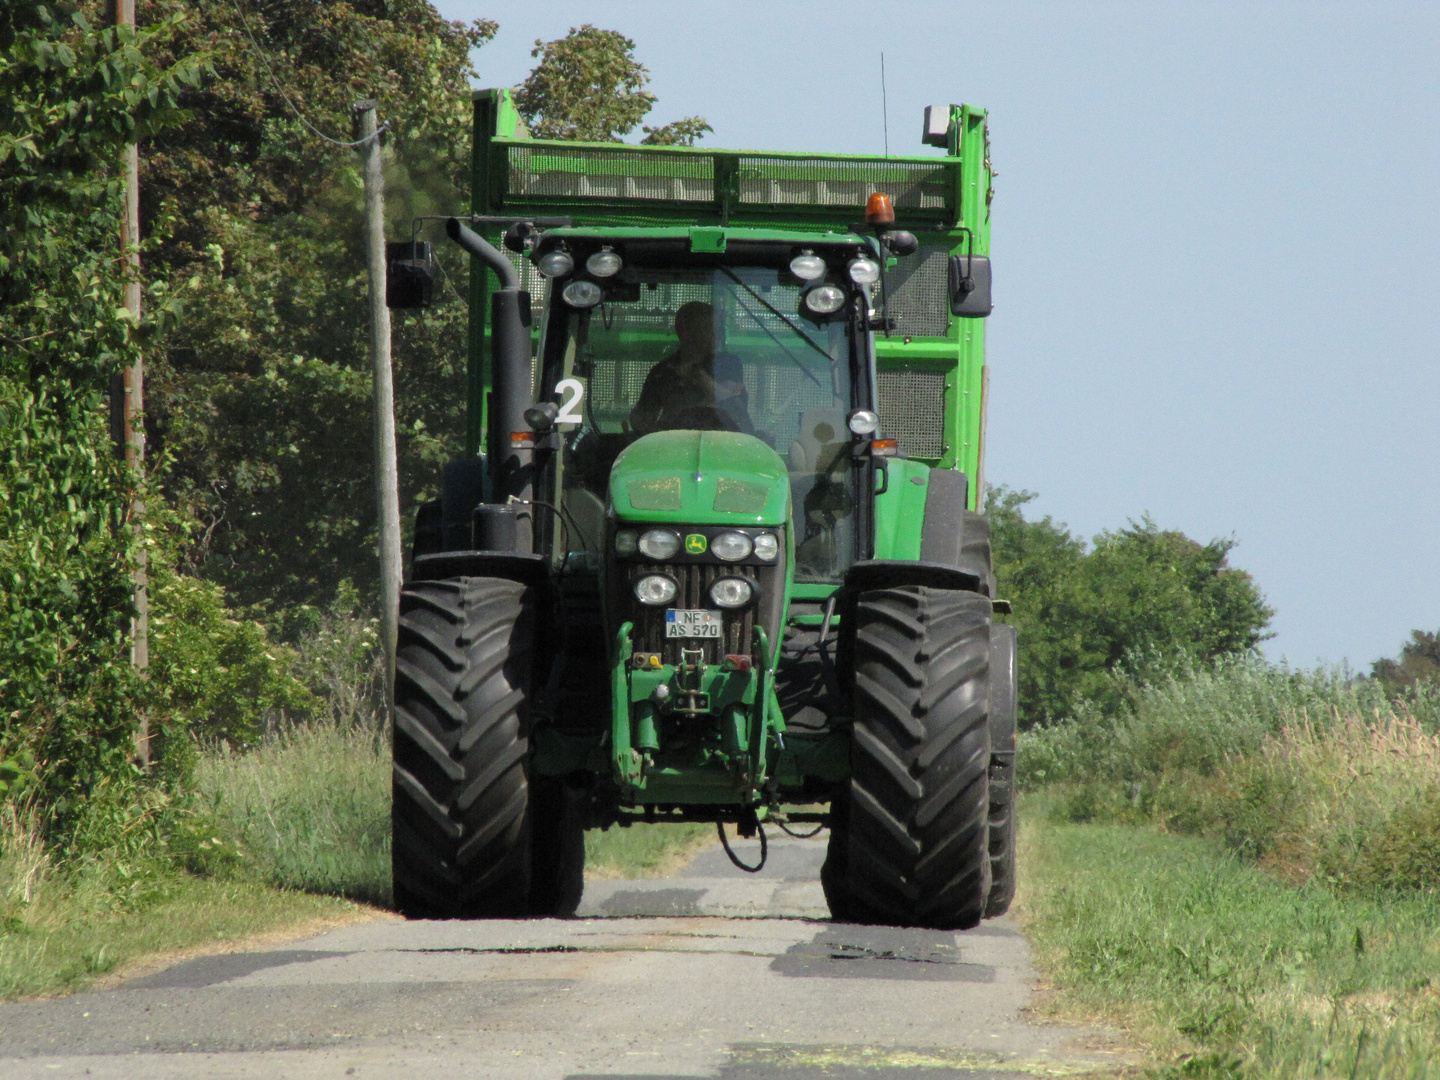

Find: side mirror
<box><xmin>386</xmin><ymin>241</ymin><xmax>434</xmax><ymax>309</ymax></box>
<box><xmin>503</xmin><ymin>220</ymin><xmax>539</xmax><ymax>254</ymax></box>
<box><xmin>949</xmin><ymin>255</ymin><xmax>992</xmax><ymax>318</ymax></box>
<box><xmin>881</xmin><ymin>229</ymin><xmax>919</xmax><ymax>257</ymax></box>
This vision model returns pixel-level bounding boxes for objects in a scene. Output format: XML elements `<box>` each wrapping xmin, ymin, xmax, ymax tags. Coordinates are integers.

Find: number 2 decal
<box><xmin>555</xmin><ymin>378</ymin><xmax>585</xmax><ymax>423</ymax></box>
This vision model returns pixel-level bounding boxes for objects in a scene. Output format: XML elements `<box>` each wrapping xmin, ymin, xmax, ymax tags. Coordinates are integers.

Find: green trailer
<box><xmin>386</xmin><ymin>90</ymin><xmax>1015</xmax><ymax>928</ymax></box>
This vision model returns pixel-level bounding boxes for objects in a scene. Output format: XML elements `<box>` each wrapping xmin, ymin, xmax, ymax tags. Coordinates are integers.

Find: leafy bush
<box><xmin>1371</xmin><ymin>628</ymin><xmax>1440</xmax><ymax>696</ymax></box>
<box><xmin>0</xmin><ymin>4</ymin><xmax>201</xmax><ymax>856</ymax></box>
<box><xmin>988</xmin><ymin>488</ymin><xmax>1273</xmax><ymax>727</ymax></box>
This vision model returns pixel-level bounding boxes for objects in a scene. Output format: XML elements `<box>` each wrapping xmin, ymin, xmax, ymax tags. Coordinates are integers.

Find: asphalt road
<box><xmin>0</xmin><ymin>833</ymin><xmax>1123</xmax><ymax>1079</ymax></box>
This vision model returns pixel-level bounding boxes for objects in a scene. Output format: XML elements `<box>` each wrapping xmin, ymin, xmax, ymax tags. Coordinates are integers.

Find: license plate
<box><xmin>666</xmin><ymin>609</ymin><xmax>722</xmax><ymax>638</ymax></box>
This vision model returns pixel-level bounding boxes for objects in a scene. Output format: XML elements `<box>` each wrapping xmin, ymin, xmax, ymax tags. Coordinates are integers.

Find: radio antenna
<box><xmin>881</xmin><ymin>52</ymin><xmax>890</xmax><ymax>157</ymax></box>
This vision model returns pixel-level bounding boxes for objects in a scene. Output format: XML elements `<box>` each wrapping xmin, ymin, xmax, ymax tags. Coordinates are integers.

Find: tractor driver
<box><xmin>629</xmin><ymin>301</ymin><xmax>753</xmax><ymax>436</ymax></box>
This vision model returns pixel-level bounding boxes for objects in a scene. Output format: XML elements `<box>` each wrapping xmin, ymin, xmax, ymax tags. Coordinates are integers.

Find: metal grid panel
<box><xmin>877</xmin><ymin>369</ymin><xmax>947</xmax><ymax>458</ymax></box>
<box><xmin>887</xmin><ymin>245</ymin><xmax>951</xmax><ymax>337</ymax></box>
<box><xmin>736</xmin><ymin>157</ymin><xmax>950</xmax><ymax>210</ymax></box>
<box><xmin>508</xmin><ymin>145</ymin><xmax>714</xmax><ymax>202</ymax></box>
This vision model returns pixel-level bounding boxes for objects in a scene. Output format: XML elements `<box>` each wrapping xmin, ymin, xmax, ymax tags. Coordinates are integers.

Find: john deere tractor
<box><xmin>384</xmin><ymin>92</ymin><xmax>1014</xmax><ymax>929</ymax></box>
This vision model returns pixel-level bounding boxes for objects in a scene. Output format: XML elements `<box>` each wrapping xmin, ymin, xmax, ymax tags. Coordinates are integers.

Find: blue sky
<box><xmin>432</xmin><ymin>1</ymin><xmax>1440</xmax><ymax>670</ymax></box>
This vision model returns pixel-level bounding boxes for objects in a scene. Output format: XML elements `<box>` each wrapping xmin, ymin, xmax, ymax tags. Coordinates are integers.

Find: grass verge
<box><xmin>2</xmin><ymin>720</ymin><xmax>721</xmax><ymax>1002</ymax></box>
<box><xmin>0</xmin><ymin>865</ymin><xmax>375</xmax><ymax>1001</ymax></box>
<box><xmin>1020</xmin><ymin>797</ymin><xmax>1440</xmax><ymax>1079</ymax></box>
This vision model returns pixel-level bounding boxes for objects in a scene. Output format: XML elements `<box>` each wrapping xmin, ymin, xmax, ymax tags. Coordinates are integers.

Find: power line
<box><xmin>230</xmin><ymin>0</ymin><xmax>388</xmax><ymax>148</ymax></box>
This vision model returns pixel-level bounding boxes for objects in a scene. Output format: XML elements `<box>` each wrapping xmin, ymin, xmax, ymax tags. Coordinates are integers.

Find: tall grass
<box><xmin>1019</xmin><ymin>658</ymin><xmax>1440</xmax><ymax>891</ymax></box>
<box><xmin>195</xmin><ymin>722</ymin><xmax>392</xmax><ymax>906</ymax></box>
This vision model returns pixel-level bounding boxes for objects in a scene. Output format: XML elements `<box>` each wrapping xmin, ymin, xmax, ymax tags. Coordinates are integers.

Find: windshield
<box><xmin>538</xmin><ymin>264</ymin><xmax>861</xmax><ymax>582</ymax></box>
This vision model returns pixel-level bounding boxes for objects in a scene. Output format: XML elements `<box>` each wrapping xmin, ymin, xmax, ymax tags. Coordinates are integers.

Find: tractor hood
<box><xmin>609</xmin><ymin>431</ymin><xmax>789</xmax><ymax>526</ymax></box>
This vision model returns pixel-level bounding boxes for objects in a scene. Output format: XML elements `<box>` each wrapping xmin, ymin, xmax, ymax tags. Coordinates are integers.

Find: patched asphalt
<box><xmin>0</xmin><ymin>832</ymin><xmax>1127</xmax><ymax>1078</ymax></box>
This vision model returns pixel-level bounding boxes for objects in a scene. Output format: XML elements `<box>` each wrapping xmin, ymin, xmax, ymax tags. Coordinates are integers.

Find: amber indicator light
<box><xmin>864</xmin><ymin>192</ymin><xmax>895</xmax><ymax>226</ymax></box>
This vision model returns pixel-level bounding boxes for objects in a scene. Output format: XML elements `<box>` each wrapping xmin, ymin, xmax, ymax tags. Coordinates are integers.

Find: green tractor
<box><xmin>385</xmin><ymin>92</ymin><xmax>1014</xmax><ymax>929</ymax></box>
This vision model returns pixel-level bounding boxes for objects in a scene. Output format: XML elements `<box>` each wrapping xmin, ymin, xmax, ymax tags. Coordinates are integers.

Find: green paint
<box><xmin>712</xmin><ymin>477</ymin><xmax>770</xmax><ymax>515</ymax></box>
<box><xmin>688</xmin><ymin>225</ymin><xmax>726</xmax><ymax>252</ymax></box>
<box><xmin>610</xmin><ymin>431</ymin><xmax>790</xmax><ymax>525</ymax></box>
<box><xmin>872</xmin><ymin>459</ymin><xmax>931</xmax><ymax>561</ymax></box>
<box><xmin>626</xmin><ymin>476</ymin><xmax>683</xmax><ymax>512</ymax></box>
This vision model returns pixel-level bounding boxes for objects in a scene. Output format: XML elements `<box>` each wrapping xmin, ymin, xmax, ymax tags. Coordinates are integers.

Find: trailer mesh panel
<box><xmin>735</xmin><ymin>157</ymin><xmax>949</xmax><ymax>210</ymax></box>
<box><xmin>877</xmin><ymin>369</ymin><xmax>947</xmax><ymax>458</ymax></box>
<box><xmin>504</xmin><ymin>145</ymin><xmax>953</xmax><ymax>214</ymax></box>
<box><xmin>509</xmin><ymin>145</ymin><xmax>715</xmax><ymax>202</ymax></box>
<box><xmin>887</xmin><ymin>245</ymin><xmax>952</xmax><ymax>337</ymax></box>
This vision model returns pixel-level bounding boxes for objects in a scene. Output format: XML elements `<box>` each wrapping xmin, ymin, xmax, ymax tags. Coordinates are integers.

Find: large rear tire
<box><xmin>822</xmin><ymin>586</ymin><xmax>992</xmax><ymax>929</ymax></box>
<box><xmin>983</xmin><ymin>624</ymin><xmax>1018</xmax><ymax>918</ymax></box>
<box><xmin>391</xmin><ymin>577</ymin><xmax>536</xmax><ymax>918</ymax></box>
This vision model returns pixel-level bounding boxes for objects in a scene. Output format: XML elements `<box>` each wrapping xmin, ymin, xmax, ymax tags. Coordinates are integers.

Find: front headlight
<box><xmin>710</xmin><ymin>531</ymin><xmax>753</xmax><ymax>561</ymax></box>
<box><xmin>848</xmin><ymin>257</ymin><xmax>881</xmax><ymax>284</ymax></box>
<box><xmin>638</xmin><ymin>528</ymin><xmax>681</xmax><ymax>560</ymax></box>
<box><xmin>803</xmin><ymin>284</ymin><xmax>846</xmax><ymax>314</ymax></box>
<box><xmin>847</xmin><ymin>409</ymin><xmax>880</xmax><ymax>436</ymax></box>
<box><xmin>562</xmin><ymin>279</ymin><xmax>602</xmax><ymax>308</ymax></box>
<box><xmin>633</xmin><ymin>574</ymin><xmax>679</xmax><ymax>606</ymax></box>
<box><xmin>789</xmin><ymin>252</ymin><xmax>826</xmax><ymax>280</ymax></box>
<box><xmin>751</xmin><ymin>532</ymin><xmax>779</xmax><ymax>561</ymax></box>
<box><xmin>537</xmin><ymin>250</ymin><xmax>574</xmax><ymax>277</ymax></box>
<box><xmin>585</xmin><ymin>248</ymin><xmax>623</xmax><ymax>277</ymax></box>
<box><xmin>709</xmin><ymin>577</ymin><xmax>754</xmax><ymax>609</ymax></box>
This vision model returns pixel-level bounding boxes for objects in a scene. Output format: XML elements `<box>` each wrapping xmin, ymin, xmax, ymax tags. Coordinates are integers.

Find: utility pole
<box><xmin>355</xmin><ymin>100</ymin><xmax>402</xmax><ymax>715</ymax></box>
<box><xmin>109</xmin><ymin>0</ymin><xmax>149</xmax><ymax>763</ymax></box>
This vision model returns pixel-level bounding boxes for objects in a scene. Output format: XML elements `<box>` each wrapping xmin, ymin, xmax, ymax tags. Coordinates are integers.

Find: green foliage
<box><xmin>987</xmin><ymin>487</ymin><xmax>1273</xmax><ymax>726</ymax></box>
<box><xmin>1019</xmin><ymin>657</ymin><xmax>1402</xmax><ymax>788</ymax></box>
<box><xmin>1371</xmin><ymin>629</ymin><xmax>1440</xmax><ymax>696</ymax></box>
<box><xmin>0</xmin><ymin>3</ymin><xmax>202</xmax><ymax>852</ymax></box>
<box><xmin>136</xmin><ymin>0</ymin><xmax>494</xmax><ymax>610</ymax></box>
<box><xmin>146</xmin><ymin>509</ymin><xmax>316</xmax><ymax>747</ymax></box>
<box><xmin>514</xmin><ymin>24</ymin><xmax>711</xmax><ymax>145</ymax></box>
<box><xmin>641</xmin><ymin>115</ymin><xmax>715</xmax><ymax>148</ymax></box>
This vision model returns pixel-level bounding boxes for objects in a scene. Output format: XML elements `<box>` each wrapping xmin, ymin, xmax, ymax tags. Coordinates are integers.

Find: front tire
<box><xmin>391</xmin><ymin>576</ymin><xmax>536</xmax><ymax>918</ymax></box>
<box><xmin>823</xmin><ymin>586</ymin><xmax>992</xmax><ymax>929</ymax></box>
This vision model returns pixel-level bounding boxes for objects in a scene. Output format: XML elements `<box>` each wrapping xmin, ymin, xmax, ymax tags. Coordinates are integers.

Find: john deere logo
<box><xmin>685</xmin><ymin>534</ymin><xmax>708</xmax><ymax>555</ymax></box>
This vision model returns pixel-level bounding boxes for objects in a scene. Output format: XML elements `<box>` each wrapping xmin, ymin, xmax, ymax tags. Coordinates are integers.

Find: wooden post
<box><xmin>109</xmin><ymin>0</ymin><xmax>149</xmax><ymax>763</ymax></box>
<box><xmin>355</xmin><ymin>100</ymin><xmax>402</xmax><ymax>716</ymax></box>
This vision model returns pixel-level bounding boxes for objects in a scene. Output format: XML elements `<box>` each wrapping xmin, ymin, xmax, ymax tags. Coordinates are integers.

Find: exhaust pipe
<box><xmin>446</xmin><ymin>218</ymin><xmax>533</xmax><ymax>552</ymax></box>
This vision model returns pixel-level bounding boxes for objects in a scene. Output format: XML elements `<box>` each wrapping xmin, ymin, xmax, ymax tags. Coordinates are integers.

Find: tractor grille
<box><xmin>877</xmin><ymin>369</ymin><xmax>947</xmax><ymax>458</ymax></box>
<box><xmin>629</xmin><ymin>563</ymin><xmax>762</xmax><ymax>664</ymax></box>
